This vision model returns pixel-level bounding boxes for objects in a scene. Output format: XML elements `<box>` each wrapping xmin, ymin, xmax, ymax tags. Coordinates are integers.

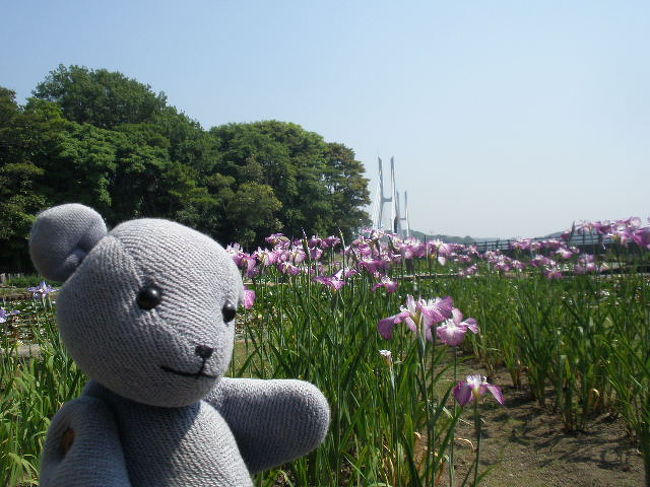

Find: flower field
<box><xmin>1</xmin><ymin>218</ymin><xmax>649</xmax><ymax>486</ymax></box>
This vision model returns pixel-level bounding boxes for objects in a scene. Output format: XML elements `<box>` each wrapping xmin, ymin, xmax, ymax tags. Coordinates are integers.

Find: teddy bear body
<box><xmin>30</xmin><ymin>204</ymin><xmax>330</xmax><ymax>487</ymax></box>
<box><xmin>82</xmin><ymin>381</ymin><xmax>252</xmax><ymax>486</ymax></box>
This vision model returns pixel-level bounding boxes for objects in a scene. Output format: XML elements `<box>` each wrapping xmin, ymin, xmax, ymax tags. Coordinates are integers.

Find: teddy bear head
<box><xmin>29</xmin><ymin>204</ymin><xmax>243</xmax><ymax>408</ymax></box>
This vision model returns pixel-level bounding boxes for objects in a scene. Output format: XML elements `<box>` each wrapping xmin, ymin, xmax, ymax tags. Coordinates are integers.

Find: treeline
<box><xmin>0</xmin><ymin>65</ymin><xmax>370</xmax><ymax>271</ymax></box>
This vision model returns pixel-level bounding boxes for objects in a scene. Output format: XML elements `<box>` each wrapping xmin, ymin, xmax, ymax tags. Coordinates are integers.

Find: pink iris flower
<box><xmin>342</xmin><ymin>268</ymin><xmax>359</xmax><ymax>279</ymax></box>
<box><xmin>419</xmin><ymin>296</ymin><xmax>454</xmax><ymax>327</ymax></box>
<box><xmin>242</xmin><ymin>287</ymin><xmax>256</xmax><ymax>309</ymax></box>
<box><xmin>555</xmin><ymin>247</ymin><xmax>574</xmax><ymax>260</ymax></box>
<box><xmin>428</xmin><ymin>240</ymin><xmax>452</xmax><ymax>265</ymax></box>
<box><xmin>226</xmin><ymin>243</ymin><xmax>248</xmax><ymax>268</ymax></box>
<box><xmin>544</xmin><ymin>267</ymin><xmax>563</xmax><ymax>279</ymax></box>
<box><xmin>254</xmin><ymin>248</ymin><xmax>279</xmax><ymax>267</ymax></box>
<box><xmin>458</xmin><ymin>264</ymin><xmax>478</xmax><ymax>277</ymax></box>
<box><xmin>313</xmin><ymin>270</ymin><xmax>346</xmax><ymax>291</ymax></box>
<box><xmin>265</xmin><ymin>233</ymin><xmax>290</xmax><ymax>247</ymax></box>
<box><xmin>278</xmin><ymin>262</ymin><xmax>302</xmax><ymax>276</ymax></box>
<box><xmin>358</xmin><ymin>258</ymin><xmax>388</xmax><ymax>275</ymax></box>
<box><xmin>632</xmin><ymin>227</ymin><xmax>650</xmax><ymax>250</ymax></box>
<box><xmin>371</xmin><ymin>276</ymin><xmax>398</xmax><ymax>294</ymax></box>
<box><xmin>453</xmin><ymin>374</ymin><xmax>504</xmax><ymax>406</ymax></box>
<box><xmin>436</xmin><ymin>308</ymin><xmax>479</xmax><ymax>346</ymax></box>
<box><xmin>575</xmin><ymin>254</ymin><xmax>597</xmax><ymax>274</ymax></box>
<box><xmin>309</xmin><ymin>247</ymin><xmax>324</xmax><ymax>261</ymax></box>
<box><xmin>321</xmin><ymin>236</ymin><xmax>342</xmax><ymax>249</ymax></box>
<box><xmin>378</xmin><ymin>295</ymin><xmax>454</xmax><ymax>341</ymax></box>
<box><xmin>290</xmin><ymin>248</ymin><xmax>307</xmax><ymax>265</ymax></box>
<box><xmin>242</xmin><ymin>256</ymin><xmax>260</xmax><ymax>278</ymax></box>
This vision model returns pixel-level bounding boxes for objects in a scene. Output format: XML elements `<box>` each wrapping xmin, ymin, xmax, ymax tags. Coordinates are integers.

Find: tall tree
<box><xmin>323</xmin><ymin>143</ymin><xmax>371</xmax><ymax>239</ymax></box>
<box><xmin>33</xmin><ymin>65</ymin><xmax>167</xmax><ymax>129</ymax></box>
<box><xmin>210</xmin><ymin>120</ymin><xmax>346</xmax><ymax>240</ymax></box>
<box><xmin>0</xmin><ymin>91</ymin><xmax>55</xmax><ymax>270</ymax></box>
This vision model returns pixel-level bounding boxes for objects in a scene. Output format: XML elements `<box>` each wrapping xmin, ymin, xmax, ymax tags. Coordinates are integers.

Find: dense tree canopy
<box><xmin>0</xmin><ymin>66</ymin><xmax>370</xmax><ymax>271</ymax></box>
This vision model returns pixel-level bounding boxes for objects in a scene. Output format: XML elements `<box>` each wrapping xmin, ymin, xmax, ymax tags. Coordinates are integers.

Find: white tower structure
<box><xmin>372</xmin><ymin>156</ymin><xmax>410</xmax><ymax>237</ymax></box>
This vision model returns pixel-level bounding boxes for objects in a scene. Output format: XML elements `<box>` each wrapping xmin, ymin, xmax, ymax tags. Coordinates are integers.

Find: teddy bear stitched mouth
<box><xmin>160</xmin><ymin>364</ymin><xmax>218</xmax><ymax>379</ymax></box>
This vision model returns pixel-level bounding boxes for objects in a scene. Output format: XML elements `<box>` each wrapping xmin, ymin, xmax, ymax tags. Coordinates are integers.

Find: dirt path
<box><xmin>447</xmin><ymin>366</ymin><xmax>644</xmax><ymax>487</ymax></box>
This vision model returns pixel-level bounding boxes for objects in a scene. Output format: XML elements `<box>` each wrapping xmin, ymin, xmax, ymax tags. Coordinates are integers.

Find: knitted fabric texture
<box><xmin>31</xmin><ymin>204</ymin><xmax>330</xmax><ymax>487</ymax></box>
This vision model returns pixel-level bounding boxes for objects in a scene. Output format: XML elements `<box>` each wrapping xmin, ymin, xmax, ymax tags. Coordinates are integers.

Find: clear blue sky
<box><xmin>2</xmin><ymin>1</ymin><xmax>648</xmax><ymax>238</ymax></box>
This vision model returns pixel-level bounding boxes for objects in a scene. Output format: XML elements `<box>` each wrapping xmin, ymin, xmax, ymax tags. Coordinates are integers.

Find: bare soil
<box><xmin>447</xmin><ymin>365</ymin><xmax>645</xmax><ymax>487</ymax></box>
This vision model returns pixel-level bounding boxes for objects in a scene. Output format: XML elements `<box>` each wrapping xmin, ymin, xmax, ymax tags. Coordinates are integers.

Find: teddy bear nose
<box><xmin>194</xmin><ymin>345</ymin><xmax>214</xmax><ymax>360</ymax></box>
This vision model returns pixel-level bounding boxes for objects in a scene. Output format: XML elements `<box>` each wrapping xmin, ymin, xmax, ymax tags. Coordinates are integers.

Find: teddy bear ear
<box><xmin>30</xmin><ymin>204</ymin><xmax>108</xmax><ymax>282</ymax></box>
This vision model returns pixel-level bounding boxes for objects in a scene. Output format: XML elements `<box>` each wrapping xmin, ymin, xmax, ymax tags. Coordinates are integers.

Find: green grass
<box><xmin>1</xmin><ymin>264</ymin><xmax>649</xmax><ymax>486</ymax></box>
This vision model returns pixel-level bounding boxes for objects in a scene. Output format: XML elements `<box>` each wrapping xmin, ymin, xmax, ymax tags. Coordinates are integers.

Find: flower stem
<box><xmin>449</xmin><ymin>348</ymin><xmax>457</xmax><ymax>487</ymax></box>
<box><xmin>473</xmin><ymin>400</ymin><xmax>482</xmax><ymax>486</ymax></box>
<box><xmin>390</xmin><ymin>363</ymin><xmax>399</xmax><ymax>486</ymax></box>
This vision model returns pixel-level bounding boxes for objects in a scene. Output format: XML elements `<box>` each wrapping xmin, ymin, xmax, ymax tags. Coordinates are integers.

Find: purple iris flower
<box><xmin>575</xmin><ymin>254</ymin><xmax>597</xmax><ymax>274</ymax></box>
<box><xmin>308</xmin><ymin>236</ymin><xmax>322</xmax><ymax>248</ymax></box>
<box><xmin>512</xmin><ymin>260</ymin><xmax>526</xmax><ymax>271</ymax></box>
<box><xmin>511</xmin><ymin>238</ymin><xmax>532</xmax><ymax>251</ymax></box>
<box><xmin>321</xmin><ymin>236</ymin><xmax>341</xmax><ymax>249</ymax></box>
<box><xmin>309</xmin><ymin>247</ymin><xmax>324</xmax><ymax>261</ymax></box>
<box><xmin>458</xmin><ymin>264</ymin><xmax>478</xmax><ymax>277</ymax></box>
<box><xmin>378</xmin><ymin>295</ymin><xmax>453</xmax><ymax>342</ymax></box>
<box><xmin>592</xmin><ymin>221</ymin><xmax>613</xmax><ymax>235</ymax></box>
<box><xmin>27</xmin><ymin>281</ymin><xmax>58</xmax><ymax>299</ymax></box>
<box><xmin>241</xmin><ymin>256</ymin><xmax>260</xmax><ymax>278</ymax></box>
<box><xmin>544</xmin><ymin>267</ymin><xmax>563</xmax><ymax>279</ymax></box>
<box><xmin>358</xmin><ymin>257</ymin><xmax>389</xmax><ymax>275</ymax></box>
<box><xmin>555</xmin><ymin>247</ymin><xmax>574</xmax><ymax>260</ymax></box>
<box><xmin>0</xmin><ymin>307</ymin><xmax>20</xmax><ymax>323</ymax></box>
<box><xmin>377</xmin><ymin>310</ymin><xmax>412</xmax><ymax>340</ymax></box>
<box><xmin>419</xmin><ymin>296</ymin><xmax>454</xmax><ymax>327</ymax></box>
<box><xmin>278</xmin><ymin>262</ymin><xmax>302</xmax><ymax>276</ymax></box>
<box><xmin>371</xmin><ymin>276</ymin><xmax>398</xmax><ymax>294</ymax></box>
<box><xmin>453</xmin><ymin>374</ymin><xmax>504</xmax><ymax>406</ymax></box>
<box><xmin>632</xmin><ymin>227</ymin><xmax>650</xmax><ymax>250</ymax></box>
<box><xmin>313</xmin><ymin>270</ymin><xmax>346</xmax><ymax>291</ymax></box>
<box><xmin>613</xmin><ymin>228</ymin><xmax>634</xmax><ymax>246</ymax></box>
<box><xmin>242</xmin><ymin>286</ymin><xmax>256</xmax><ymax>309</ymax></box>
<box><xmin>436</xmin><ymin>308</ymin><xmax>479</xmax><ymax>346</ymax></box>
<box><xmin>530</xmin><ymin>255</ymin><xmax>555</xmax><ymax>268</ymax></box>
<box><xmin>355</xmin><ymin>243</ymin><xmax>374</xmax><ymax>258</ymax></box>
<box><xmin>254</xmin><ymin>248</ymin><xmax>279</xmax><ymax>267</ymax></box>
<box><xmin>226</xmin><ymin>244</ymin><xmax>248</xmax><ymax>268</ymax></box>
<box><xmin>265</xmin><ymin>233</ymin><xmax>290</xmax><ymax>247</ymax></box>
<box><xmin>399</xmin><ymin>239</ymin><xmax>425</xmax><ymax>260</ymax></box>
<box><xmin>342</xmin><ymin>268</ymin><xmax>359</xmax><ymax>279</ymax></box>
<box><xmin>540</xmin><ymin>239</ymin><xmax>563</xmax><ymax>251</ymax></box>
<box><xmin>290</xmin><ymin>248</ymin><xmax>307</xmax><ymax>265</ymax></box>
<box><xmin>428</xmin><ymin>240</ymin><xmax>452</xmax><ymax>265</ymax></box>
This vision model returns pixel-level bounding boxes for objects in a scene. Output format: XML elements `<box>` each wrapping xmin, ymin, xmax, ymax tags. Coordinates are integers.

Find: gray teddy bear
<box><xmin>30</xmin><ymin>204</ymin><xmax>330</xmax><ymax>486</ymax></box>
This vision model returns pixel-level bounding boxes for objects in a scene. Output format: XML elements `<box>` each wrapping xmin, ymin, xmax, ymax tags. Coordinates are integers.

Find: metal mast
<box><xmin>401</xmin><ymin>191</ymin><xmax>410</xmax><ymax>237</ymax></box>
<box><xmin>373</xmin><ymin>156</ymin><xmax>410</xmax><ymax>236</ymax></box>
<box><xmin>375</xmin><ymin>157</ymin><xmax>393</xmax><ymax>230</ymax></box>
<box><xmin>390</xmin><ymin>157</ymin><xmax>400</xmax><ymax>234</ymax></box>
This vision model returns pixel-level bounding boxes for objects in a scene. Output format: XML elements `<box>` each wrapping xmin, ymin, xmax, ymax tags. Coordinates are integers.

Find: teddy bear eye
<box><xmin>137</xmin><ymin>285</ymin><xmax>162</xmax><ymax>310</ymax></box>
<box><xmin>222</xmin><ymin>302</ymin><xmax>236</xmax><ymax>323</ymax></box>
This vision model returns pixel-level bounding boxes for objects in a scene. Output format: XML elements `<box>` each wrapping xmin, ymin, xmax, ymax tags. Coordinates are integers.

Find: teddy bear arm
<box><xmin>206</xmin><ymin>378</ymin><xmax>330</xmax><ymax>474</ymax></box>
<box><xmin>40</xmin><ymin>396</ymin><xmax>132</xmax><ymax>487</ymax></box>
